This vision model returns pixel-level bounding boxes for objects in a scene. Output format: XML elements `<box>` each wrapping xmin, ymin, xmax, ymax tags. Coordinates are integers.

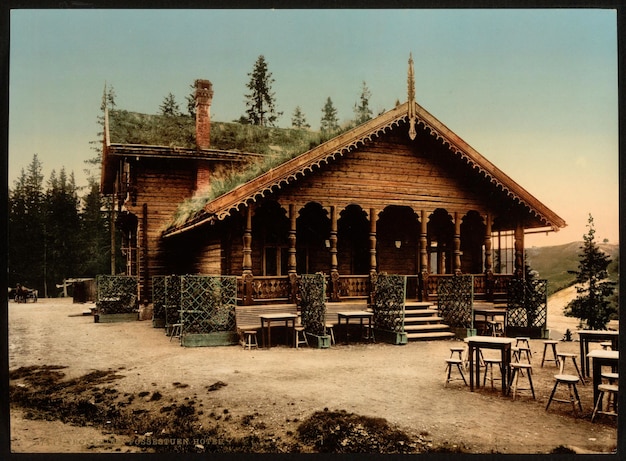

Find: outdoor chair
<box><xmin>242</xmin><ymin>330</ymin><xmax>258</xmax><ymax>350</ymax></box>
<box><xmin>557</xmin><ymin>352</ymin><xmax>585</xmax><ymax>384</ymax></box>
<box><xmin>482</xmin><ymin>357</ymin><xmax>503</xmax><ymax>389</ymax></box>
<box><xmin>545</xmin><ymin>374</ymin><xmax>582</xmax><ymax>414</ymax></box>
<box><xmin>325</xmin><ymin>322</ymin><xmax>336</xmax><ymax>345</ymax></box>
<box><xmin>295</xmin><ymin>325</ymin><xmax>308</xmax><ymax>348</ymax></box>
<box><xmin>444</xmin><ymin>358</ymin><xmax>467</xmax><ymax>387</ymax></box>
<box><xmin>601</xmin><ymin>372</ymin><xmax>618</xmax><ymax>385</ymax></box>
<box><xmin>508</xmin><ymin>363</ymin><xmax>535</xmax><ymax>399</ymax></box>
<box><xmin>600</xmin><ymin>341</ymin><xmax>613</xmax><ymax>350</ymax></box>
<box><xmin>541</xmin><ymin>340</ymin><xmax>559</xmax><ymax>367</ymax></box>
<box><xmin>515</xmin><ymin>337</ymin><xmax>532</xmax><ymax>357</ymax></box>
<box><xmin>591</xmin><ymin>383</ymin><xmax>618</xmax><ymax>422</ymax></box>
<box><xmin>169</xmin><ymin>323</ymin><xmax>182</xmax><ymax>343</ymax></box>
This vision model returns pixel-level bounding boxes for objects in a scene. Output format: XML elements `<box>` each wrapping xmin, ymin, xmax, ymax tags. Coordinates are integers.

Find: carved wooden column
<box><xmin>242</xmin><ymin>205</ymin><xmax>254</xmax><ymax>305</ymax></box>
<box><xmin>484</xmin><ymin>213</ymin><xmax>494</xmax><ymax>301</ymax></box>
<box><xmin>453</xmin><ymin>211</ymin><xmax>462</xmax><ymax>275</ymax></box>
<box><xmin>369</xmin><ymin>208</ymin><xmax>378</xmax><ymax>274</ymax></box>
<box><xmin>288</xmin><ymin>204</ymin><xmax>298</xmax><ymax>302</ymax></box>
<box><xmin>419</xmin><ymin>210</ymin><xmax>429</xmax><ymax>301</ymax></box>
<box><xmin>329</xmin><ymin>205</ymin><xmax>340</xmax><ymax>302</ymax></box>
<box><xmin>514</xmin><ymin>221</ymin><xmax>524</xmax><ymax>278</ymax></box>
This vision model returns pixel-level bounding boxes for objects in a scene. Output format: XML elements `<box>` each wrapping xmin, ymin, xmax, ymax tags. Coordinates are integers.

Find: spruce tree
<box><xmin>159</xmin><ymin>92</ymin><xmax>182</xmax><ymax>117</ymax></box>
<box><xmin>291</xmin><ymin>106</ymin><xmax>310</xmax><ymax>129</ymax></box>
<box><xmin>564</xmin><ymin>214</ymin><xmax>617</xmax><ymax>329</ymax></box>
<box><xmin>320</xmin><ymin>97</ymin><xmax>339</xmax><ymax>133</ymax></box>
<box><xmin>243</xmin><ymin>55</ymin><xmax>282</xmax><ymax>126</ymax></box>
<box><xmin>353</xmin><ymin>81</ymin><xmax>373</xmax><ymax>125</ymax></box>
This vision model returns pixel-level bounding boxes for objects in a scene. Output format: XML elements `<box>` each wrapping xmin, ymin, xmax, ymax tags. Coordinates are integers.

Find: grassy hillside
<box><xmin>526</xmin><ymin>241</ymin><xmax>619</xmax><ymax>296</ymax></box>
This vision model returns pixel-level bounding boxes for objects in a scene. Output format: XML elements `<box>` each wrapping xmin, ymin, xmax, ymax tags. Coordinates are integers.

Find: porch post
<box><xmin>419</xmin><ymin>210</ymin><xmax>429</xmax><ymax>301</ymax></box>
<box><xmin>453</xmin><ymin>211</ymin><xmax>462</xmax><ymax>275</ymax></box>
<box><xmin>330</xmin><ymin>205</ymin><xmax>340</xmax><ymax>302</ymax></box>
<box><xmin>288</xmin><ymin>204</ymin><xmax>298</xmax><ymax>303</ymax></box>
<box><xmin>484</xmin><ymin>213</ymin><xmax>494</xmax><ymax>301</ymax></box>
<box><xmin>369</xmin><ymin>208</ymin><xmax>378</xmax><ymax>274</ymax></box>
<box><xmin>484</xmin><ymin>213</ymin><xmax>493</xmax><ymax>273</ymax></box>
<box><xmin>514</xmin><ymin>221</ymin><xmax>524</xmax><ymax>278</ymax></box>
<box><xmin>288</xmin><ymin>204</ymin><xmax>297</xmax><ymax>275</ymax></box>
<box><xmin>242</xmin><ymin>205</ymin><xmax>254</xmax><ymax>305</ymax></box>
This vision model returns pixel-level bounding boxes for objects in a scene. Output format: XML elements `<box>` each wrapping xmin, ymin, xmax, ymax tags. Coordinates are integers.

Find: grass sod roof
<box><xmin>106</xmin><ymin>109</ymin><xmax>349</xmax><ymax>229</ymax></box>
<box><xmin>163</xmin><ymin>101</ymin><xmax>567</xmax><ymax>237</ymax></box>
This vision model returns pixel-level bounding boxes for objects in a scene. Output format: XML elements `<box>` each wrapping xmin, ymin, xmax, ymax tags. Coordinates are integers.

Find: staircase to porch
<box><xmin>403</xmin><ymin>301</ymin><xmax>455</xmax><ymax>341</ymax></box>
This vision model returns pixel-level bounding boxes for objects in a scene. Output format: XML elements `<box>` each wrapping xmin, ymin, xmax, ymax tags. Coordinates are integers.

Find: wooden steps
<box><xmin>403</xmin><ymin>301</ymin><xmax>455</xmax><ymax>341</ymax></box>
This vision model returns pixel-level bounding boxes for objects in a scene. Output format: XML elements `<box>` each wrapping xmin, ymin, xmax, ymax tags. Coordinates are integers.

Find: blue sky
<box><xmin>8</xmin><ymin>8</ymin><xmax>618</xmax><ymax>247</ymax></box>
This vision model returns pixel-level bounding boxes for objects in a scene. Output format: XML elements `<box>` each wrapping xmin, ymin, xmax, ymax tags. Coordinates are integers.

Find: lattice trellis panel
<box><xmin>372</xmin><ymin>274</ymin><xmax>406</xmax><ymax>333</ymax></box>
<box><xmin>96</xmin><ymin>275</ymin><xmax>138</xmax><ymax>314</ymax></box>
<box><xmin>437</xmin><ymin>275</ymin><xmax>473</xmax><ymax>328</ymax></box>
<box><xmin>507</xmin><ymin>279</ymin><xmax>548</xmax><ymax>328</ymax></box>
<box><xmin>163</xmin><ymin>275</ymin><xmax>181</xmax><ymax>327</ymax></box>
<box><xmin>152</xmin><ymin>276</ymin><xmax>166</xmax><ymax>322</ymax></box>
<box><xmin>179</xmin><ymin>275</ymin><xmax>237</xmax><ymax>335</ymax></box>
<box><xmin>299</xmin><ymin>274</ymin><xmax>326</xmax><ymax>336</ymax></box>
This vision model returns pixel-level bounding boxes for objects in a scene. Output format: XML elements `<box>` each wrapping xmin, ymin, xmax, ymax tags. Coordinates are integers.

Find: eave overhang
<box><xmin>162</xmin><ymin>101</ymin><xmax>567</xmax><ymax>238</ymax></box>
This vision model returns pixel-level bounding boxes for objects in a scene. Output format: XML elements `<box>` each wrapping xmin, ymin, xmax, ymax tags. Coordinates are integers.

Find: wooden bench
<box><xmin>235</xmin><ymin>303</ymin><xmax>298</xmax><ymax>337</ymax></box>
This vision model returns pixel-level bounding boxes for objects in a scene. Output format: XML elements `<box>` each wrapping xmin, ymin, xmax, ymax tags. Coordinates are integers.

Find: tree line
<box><xmin>161</xmin><ymin>55</ymin><xmax>375</xmax><ymax>133</ymax></box>
<box><xmin>8</xmin><ymin>154</ymin><xmax>121</xmax><ymax>298</ymax></box>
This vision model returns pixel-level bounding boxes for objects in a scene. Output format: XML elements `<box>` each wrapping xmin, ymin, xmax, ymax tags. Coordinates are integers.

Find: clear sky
<box><xmin>8</xmin><ymin>8</ymin><xmax>618</xmax><ymax>247</ymax></box>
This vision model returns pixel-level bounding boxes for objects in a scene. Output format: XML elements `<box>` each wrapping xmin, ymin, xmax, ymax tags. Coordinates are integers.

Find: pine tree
<box><xmin>353</xmin><ymin>81</ymin><xmax>372</xmax><ymax>125</ymax></box>
<box><xmin>80</xmin><ymin>178</ymin><xmax>113</xmax><ymax>277</ymax></box>
<box><xmin>44</xmin><ymin>168</ymin><xmax>82</xmax><ymax>296</ymax></box>
<box><xmin>320</xmin><ymin>97</ymin><xmax>339</xmax><ymax>133</ymax></box>
<box><xmin>291</xmin><ymin>106</ymin><xmax>310</xmax><ymax>129</ymax></box>
<box><xmin>159</xmin><ymin>92</ymin><xmax>182</xmax><ymax>116</ymax></box>
<box><xmin>243</xmin><ymin>55</ymin><xmax>282</xmax><ymax>126</ymax></box>
<box><xmin>8</xmin><ymin>154</ymin><xmax>46</xmax><ymax>293</ymax></box>
<box><xmin>564</xmin><ymin>214</ymin><xmax>617</xmax><ymax>329</ymax></box>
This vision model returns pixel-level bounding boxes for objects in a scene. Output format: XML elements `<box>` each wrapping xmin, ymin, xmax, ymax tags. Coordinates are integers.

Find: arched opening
<box><xmin>377</xmin><ymin>205</ymin><xmax>420</xmax><ymax>274</ymax></box>
<box><xmin>252</xmin><ymin>201</ymin><xmax>289</xmax><ymax>275</ymax></box>
<box><xmin>296</xmin><ymin>202</ymin><xmax>330</xmax><ymax>274</ymax></box>
<box><xmin>338</xmin><ymin>205</ymin><xmax>370</xmax><ymax>275</ymax></box>
<box><xmin>427</xmin><ymin>208</ymin><xmax>454</xmax><ymax>274</ymax></box>
<box><xmin>460</xmin><ymin>210</ymin><xmax>486</xmax><ymax>273</ymax></box>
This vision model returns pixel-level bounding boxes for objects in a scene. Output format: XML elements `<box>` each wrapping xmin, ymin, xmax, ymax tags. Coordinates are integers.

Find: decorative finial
<box><xmin>407</xmin><ymin>53</ymin><xmax>417</xmax><ymax>140</ymax></box>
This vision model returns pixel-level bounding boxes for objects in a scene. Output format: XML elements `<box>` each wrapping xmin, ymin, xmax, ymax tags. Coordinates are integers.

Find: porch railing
<box><xmin>236</xmin><ymin>272</ymin><xmax>516</xmax><ymax>305</ymax></box>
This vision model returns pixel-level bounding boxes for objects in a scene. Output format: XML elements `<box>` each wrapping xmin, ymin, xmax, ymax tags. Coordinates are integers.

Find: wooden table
<box><xmin>473</xmin><ymin>305</ymin><xmax>508</xmax><ymax>335</ymax></box>
<box><xmin>337</xmin><ymin>311</ymin><xmax>373</xmax><ymax>344</ymax></box>
<box><xmin>586</xmin><ymin>349</ymin><xmax>619</xmax><ymax>404</ymax></box>
<box><xmin>259</xmin><ymin>313</ymin><xmax>297</xmax><ymax>348</ymax></box>
<box><xmin>577</xmin><ymin>330</ymin><xmax>619</xmax><ymax>377</ymax></box>
<box><xmin>464</xmin><ymin>336</ymin><xmax>514</xmax><ymax>395</ymax></box>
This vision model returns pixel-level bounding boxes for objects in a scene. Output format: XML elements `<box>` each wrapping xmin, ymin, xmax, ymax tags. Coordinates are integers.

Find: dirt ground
<box><xmin>8</xmin><ymin>286</ymin><xmax>619</xmax><ymax>454</ymax></box>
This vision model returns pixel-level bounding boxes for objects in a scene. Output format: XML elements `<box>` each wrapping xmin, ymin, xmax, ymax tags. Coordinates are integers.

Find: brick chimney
<box><xmin>195</xmin><ymin>79</ymin><xmax>213</xmax><ymax>193</ymax></box>
<box><xmin>195</xmin><ymin>79</ymin><xmax>213</xmax><ymax>149</ymax></box>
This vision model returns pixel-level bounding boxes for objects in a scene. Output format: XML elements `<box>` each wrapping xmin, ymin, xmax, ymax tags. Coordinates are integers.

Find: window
<box><xmin>264</xmin><ymin>246</ymin><xmax>289</xmax><ymax>276</ymax></box>
<box><xmin>492</xmin><ymin>231</ymin><xmax>514</xmax><ymax>274</ymax></box>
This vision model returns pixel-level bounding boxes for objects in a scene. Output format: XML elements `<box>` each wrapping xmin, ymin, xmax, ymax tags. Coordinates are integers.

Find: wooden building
<box><xmin>101</xmin><ymin>60</ymin><xmax>566</xmax><ymax>312</ymax></box>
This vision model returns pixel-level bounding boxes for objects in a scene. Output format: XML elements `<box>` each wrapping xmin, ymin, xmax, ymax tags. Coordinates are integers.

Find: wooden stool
<box><xmin>483</xmin><ymin>357</ymin><xmax>503</xmax><ymax>389</ymax></box>
<box><xmin>169</xmin><ymin>323</ymin><xmax>182</xmax><ymax>342</ymax></box>
<box><xmin>515</xmin><ymin>337</ymin><xmax>532</xmax><ymax>357</ymax></box>
<box><xmin>601</xmin><ymin>372</ymin><xmax>619</xmax><ymax>385</ymax></box>
<box><xmin>508</xmin><ymin>363</ymin><xmax>535</xmax><ymax>399</ymax></box>
<box><xmin>541</xmin><ymin>340</ymin><xmax>559</xmax><ymax>367</ymax></box>
<box><xmin>487</xmin><ymin>320</ymin><xmax>504</xmax><ymax>337</ymax></box>
<box><xmin>546</xmin><ymin>374</ymin><xmax>582</xmax><ymax>413</ymax></box>
<box><xmin>591</xmin><ymin>384</ymin><xmax>618</xmax><ymax>422</ymax></box>
<box><xmin>600</xmin><ymin>341</ymin><xmax>612</xmax><ymax>351</ymax></box>
<box><xmin>514</xmin><ymin>345</ymin><xmax>532</xmax><ymax>364</ymax></box>
<box><xmin>449</xmin><ymin>346</ymin><xmax>466</xmax><ymax>360</ymax></box>
<box><xmin>444</xmin><ymin>358</ymin><xmax>467</xmax><ymax>387</ymax></box>
<box><xmin>557</xmin><ymin>352</ymin><xmax>585</xmax><ymax>384</ymax></box>
<box><xmin>295</xmin><ymin>325</ymin><xmax>308</xmax><ymax>348</ymax></box>
<box><xmin>325</xmin><ymin>323</ymin><xmax>335</xmax><ymax>345</ymax></box>
<box><xmin>362</xmin><ymin>322</ymin><xmax>375</xmax><ymax>342</ymax></box>
<box><xmin>242</xmin><ymin>330</ymin><xmax>258</xmax><ymax>350</ymax></box>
